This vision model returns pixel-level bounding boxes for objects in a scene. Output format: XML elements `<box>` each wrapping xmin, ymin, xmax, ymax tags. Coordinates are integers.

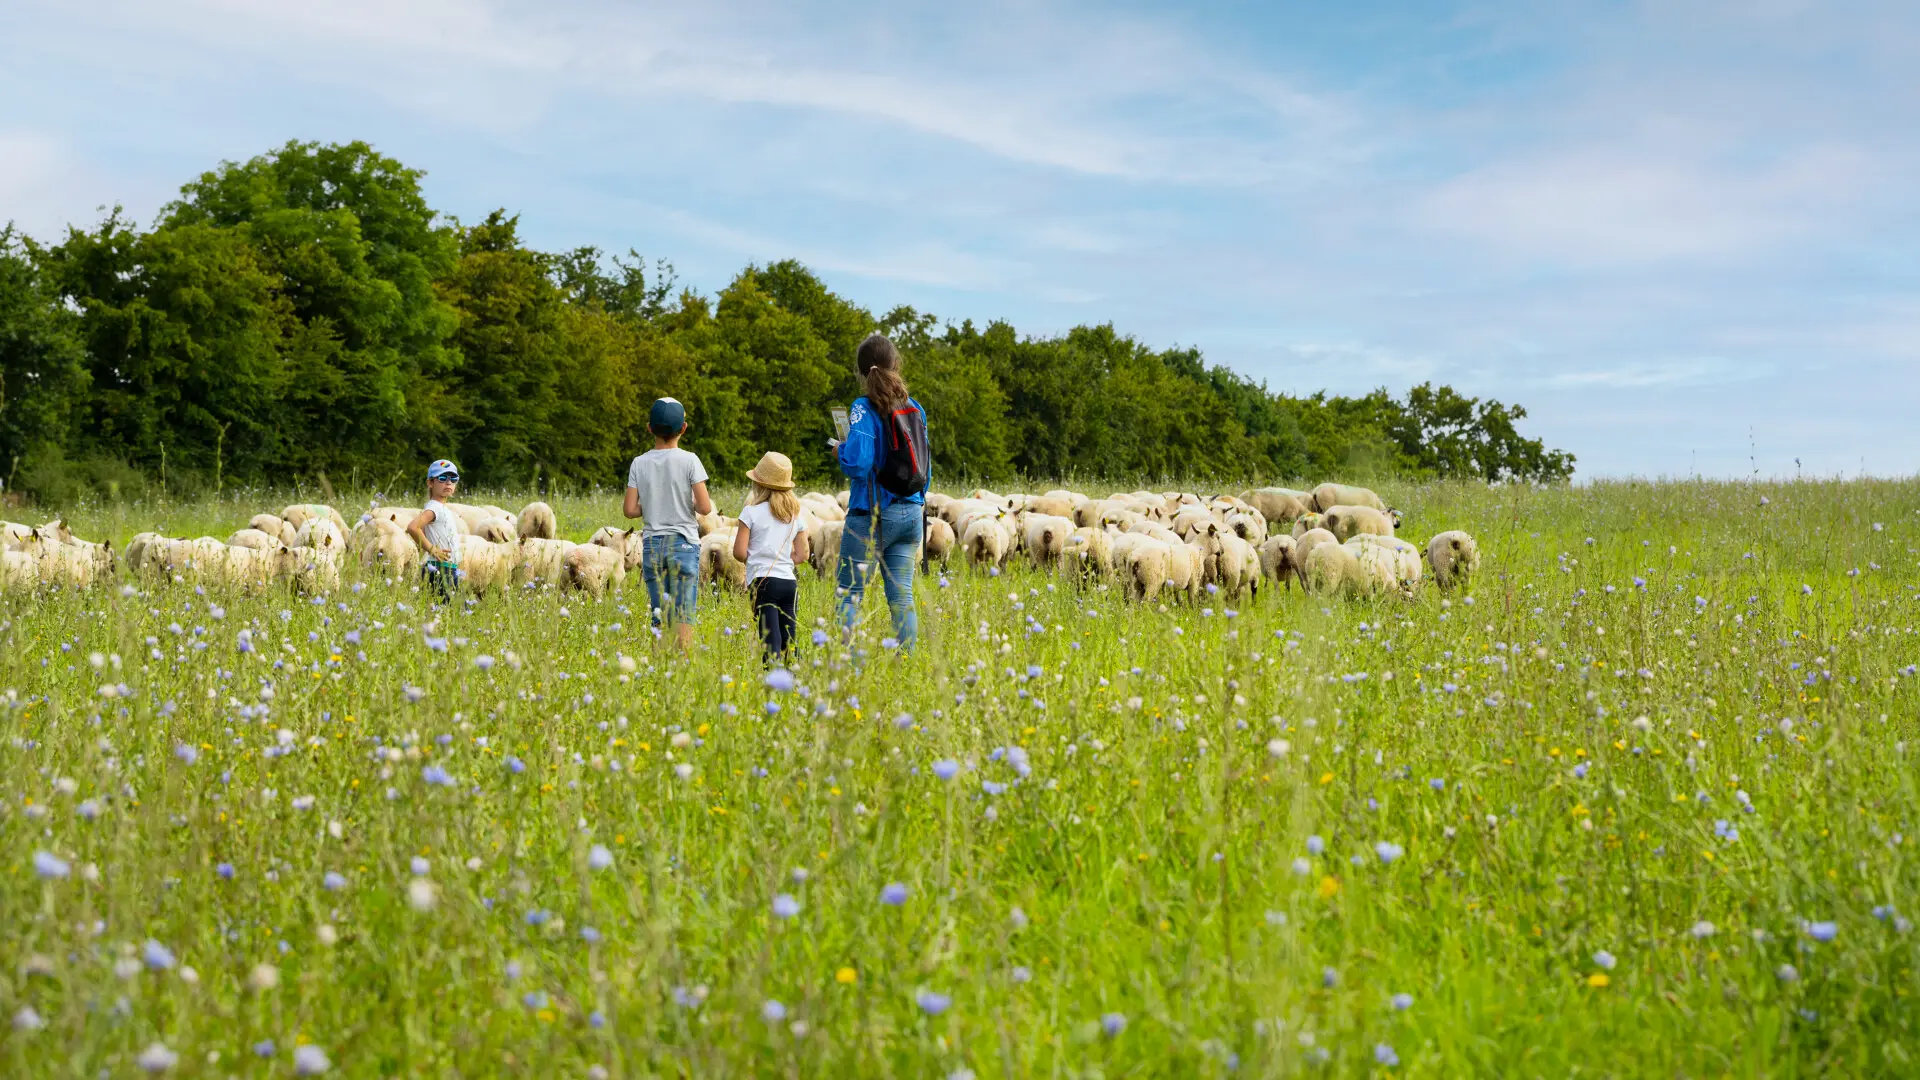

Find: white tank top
<box><xmin>420</xmin><ymin>500</ymin><xmax>461</xmax><ymax>563</ymax></box>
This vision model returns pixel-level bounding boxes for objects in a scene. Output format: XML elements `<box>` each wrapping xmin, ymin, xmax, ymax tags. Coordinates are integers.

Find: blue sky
<box><xmin>3</xmin><ymin>0</ymin><xmax>1915</xmax><ymax>479</ymax></box>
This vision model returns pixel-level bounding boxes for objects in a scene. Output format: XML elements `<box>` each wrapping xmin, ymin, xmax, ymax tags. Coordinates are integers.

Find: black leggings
<box><xmin>750</xmin><ymin>576</ymin><xmax>798</xmax><ymax>660</ymax></box>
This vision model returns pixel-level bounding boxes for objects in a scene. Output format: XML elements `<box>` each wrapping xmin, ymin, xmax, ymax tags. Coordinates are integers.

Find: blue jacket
<box><xmin>838</xmin><ymin>395</ymin><xmax>928</xmax><ymax>511</ymax></box>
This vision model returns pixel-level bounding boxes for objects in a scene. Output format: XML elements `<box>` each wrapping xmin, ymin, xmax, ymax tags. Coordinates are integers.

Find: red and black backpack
<box><xmin>875</xmin><ymin>400</ymin><xmax>930</xmax><ymax>498</ymax></box>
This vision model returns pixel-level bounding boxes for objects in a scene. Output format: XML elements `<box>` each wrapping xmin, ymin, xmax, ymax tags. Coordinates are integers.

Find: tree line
<box><xmin>0</xmin><ymin>140</ymin><xmax>1574</xmax><ymax>503</ymax></box>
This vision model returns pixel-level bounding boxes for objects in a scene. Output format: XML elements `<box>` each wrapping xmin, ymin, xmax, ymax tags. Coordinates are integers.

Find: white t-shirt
<box><xmin>738</xmin><ymin>501</ymin><xmax>810</xmax><ymax>582</ymax></box>
<box><xmin>419</xmin><ymin>500</ymin><xmax>461</xmax><ymax>564</ymax></box>
<box><xmin>626</xmin><ymin>448</ymin><xmax>709</xmax><ymax>544</ymax></box>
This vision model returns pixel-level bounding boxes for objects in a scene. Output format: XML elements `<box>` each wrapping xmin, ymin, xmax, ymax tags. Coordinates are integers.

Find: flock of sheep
<box><xmin>0</xmin><ymin>481</ymin><xmax>1479</xmax><ymax>602</ymax></box>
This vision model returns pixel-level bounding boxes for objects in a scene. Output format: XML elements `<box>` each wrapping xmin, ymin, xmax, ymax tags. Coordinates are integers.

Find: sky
<box><xmin>2</xmin><ymin>0</ymin><xmax>1915</xmax><ymax>479</ymax></box>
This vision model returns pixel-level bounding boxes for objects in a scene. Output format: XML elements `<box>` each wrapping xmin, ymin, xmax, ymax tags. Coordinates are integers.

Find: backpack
<box><xmin>875</xmin><ymin>400</ymin><xmax>930</xmax><ymax>498</ymax></box>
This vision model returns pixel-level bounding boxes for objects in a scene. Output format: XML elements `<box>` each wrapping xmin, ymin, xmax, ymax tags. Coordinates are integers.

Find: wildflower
<box><xmin>880</xmin><ymin>883</ymin><xmax>908</xmax><ymax>906</ymax></box>
<box><xmin>772</xmin><ymin>893</ymin><xmax>801</xmax><ymax>919</ymax></box>
<box><xmin>1375</xmin><ymin>1043</ymin><xmax>1399</xmax><ymax>1067</ymax></box>
<box><xmin>932</xmin><ymin>759</ymin><xmax>960</xmax><ymax>781</ymax></box>
<box><xmin>1322</xmin><ymin>967</ymin><xmax>1339</xmax><ymax>988</ymax></box>
<box><xmin>1374</xmin><ymin>841</ymin><xmax>1404</xmax><ymax>864</ymax></box>
<box><xmin>916</xmin><ymin>989</ymin><xmax>952</xmax><ymax>1016</ymax></box>
<box><xmin>13</xmin><ymin>1006</ymin><xmax>44</xmax><ymax>1032</ymax></box>
<box><xmin>1777</xmin><ymin>964</ymin><xmax>1800</xmax><ymax>982</ymax></box>
<box><xmin>421</xmin><ymin>765</ymin><xmax>453</xmax><ymax>786</ymax></box>
<box><xmin>1267</xmin><ymin>739</ymin><xmax>1290</xmax><ymax>758</ymax></box>
<box><xmin>254</xmin><ymin>1040</ymin><xmax>277</xmax><ymax>1057</ymax></box>
<box><xmin>674</xmin><ymin>763</ymin><xmax>694</xmax><ymax>779</ymax></box>
<box><xmin>323</xmin><ymin>871</ymin><xmax>347</xmax><ymax>891</ymax></box>
<box><xmin>174</xmin><ymin>743</ymin><xmax>198</xmax><ymax>766</ymax></box>
<box><xmin>1011</xmin><ymin>965</ymin><xmax>1032</xmax><ymax>983</ymax></box>
<box><xmin>1690</xmin><ymin>920</ymin><xmax>1716</xmax><ymax>939</ymax></box>
<box><xmin>1587</xmin><ymin>973</ymin><xmax>1610</xmax><ymax>988</ymax></box>
<box><xmin>762</xmin><ymin>999</ymin><xmax>787</xmax><ymax>1022</ymax></box>
<box><xmin>588</xmin><ymin>844</ymin><xmax>614</xmax><ymax>871</ymax></box>
<box><xmin>836</xmin><ymin>967</ymin><xmax>857</xmax><ymax>984</ymax></box>
<box><xmin>33</xmin><ymin>851</ymin><xmax>70</xmax><ymax>879</ymax></box>
<box><xmin>249</xmin><ymin>964</ymin><xmax>280</xmax><ymax>991</ymax></box>
<box><xmin>293</xmin><ymin>1045</ymin><xmax>331</xmax><ymax>1075</ymax></box>
<box><xmin>1807</xmin><ymin>921</ymin><xmax>1838</xmax><ymax>943</ymax></box>
<box><xmin>1102</xmin><ymin>1012</ymin><xmax>1127</xmax><ymax>1036</ymax></box>
<box><xmin>765</xmin><ymin>668</ymin><xmax>795</xmax><ymax>692</ymax></box>
<box><xmin>408</xmin><ymin>879</ymin><xmax>438</xmax><ymax>911</ymax></box>
<box><xmin>1390</xmin><ymin>992</ymin><xmax>1413</xmax><ymax>1011</ymax></box>
<box><xmin>411</xmin><ymin>856</ymin><xmax>430</xmax><ymax>875</ymax></box>
<box><xmin>505</xmin><ymin>756</ymin><xmax>526</xmax><ymax>774</ymax></box>
<box><xmin>1292</xmin><ymin>857</ymin><xmax>1311</xmax><ymax>876</ymax></box>
<box><xmin>1306</xmin><ymin>835</ymin><xmax>1324</xmax><ymax>855</ymax></box>
<box><xmin>136</xmin><ymin>1042</ymin><xmax>179</xmax><ymax>1073</ymax></box>
<box><xmin>474</xmin><ymin>654</ymin><xmax>495</xmax><ymax>671</ymax></box>
<box><xmin>143</xmin><ymin>940</ymin><xmax>176</xmax><ymax>971</ymax></box>
<box><xmin>1593</xmin><ymin>950</ymin><xmax>1617</xmax><ymax>970</ymax></box>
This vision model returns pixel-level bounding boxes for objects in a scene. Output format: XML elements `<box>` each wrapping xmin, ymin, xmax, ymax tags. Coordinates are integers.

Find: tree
<box><xmin>0</xmin><ymin>227</ymin><xmax>90</xmax><ymax>490</ymax></box>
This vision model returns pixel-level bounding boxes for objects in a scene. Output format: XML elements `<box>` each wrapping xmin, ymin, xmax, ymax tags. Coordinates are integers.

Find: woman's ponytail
<box><xmin>857</xmin><ymin>333</ymin><xmax>909</xmax><ymax>417</ymax></box>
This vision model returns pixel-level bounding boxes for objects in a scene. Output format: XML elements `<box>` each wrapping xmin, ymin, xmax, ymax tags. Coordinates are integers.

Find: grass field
<box><xmin>4</xmin><ymin>478</ymin><xmax>1919</xmax><ymax>1077</ymax></box>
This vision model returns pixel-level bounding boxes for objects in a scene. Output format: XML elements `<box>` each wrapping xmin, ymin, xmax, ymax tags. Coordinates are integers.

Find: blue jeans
<box><xmin>836</xmin><ymin>503</ymin><xmax>921</xmax><ymax>650</ymax></box>
<box><xmin>641</xmin><ymin>534</ymin><xmax>700</xmax><ymax>626</ymax></box>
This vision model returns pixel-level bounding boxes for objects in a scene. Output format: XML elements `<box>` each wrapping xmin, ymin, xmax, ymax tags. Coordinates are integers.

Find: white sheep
<box><xmin>1</xmin><ymin>550</ymin><xmax>33</xmax><ymax>590</ymax></box>
<box><xmin>1026</xmin><ymin>495</ymin><xmax>1076</xmax><ymax>520</ymax></box>
<box><xmin>1310</xmin><ymin>483</ymin><xmax>1385</xmax><ymax>513</ymax></box>
<box><xmin>563</xmin><ymin>542</ymin><xmax>626</xmax><ymax>599</ymax></box>
<box><xmin>289</xmin><ymin>535</ymin><xmax>343</xmax><ymax>593</ymax></box>
<box><xmin>517</xmin><ymin>501</ymin><xmax>558</xmax><ymax>540</ymax></box>
<box><xmin>1258</xmin><ymin>534</ymin><xmax>1298</xmax><ymax>590</ymax></box>
<box><xmin>923</xmin><ymin>517</ymin><xmax>956</xmax><ymax>571</ymax></box>
<box><xmin>281</xmin><ymin>504</ymin><xmax>348</xmax><ymax>534</ymax></box>
<box><xmin>1291</xmin><ymin>513</ymin><xmax>1326</xmax><ymax>539</ymax></box>
<box><xmin>1115</xmin><ymin>534</ymin><xmax>1171</xmax><ymax>602</ymax></box>
<box><xmin>361</xmin><ymin>530</ymin><xmax>421</xmax><ymax>579</ymax></box>
<box><xmin>1195</xmin><ymin>525</ymin><xmax>1259</xmax><ymax>600</ymax></box>
<box><xmin>700</xmin><ymin>528</ymin><xmax>747</xmax><ymax>589</ymax></box>
<box><xmin>809</xmin><ymin>518</ymin><xmax>846</xmax><ymax>576</ymax></box>
<box><xmin>475</xmin><ymin>517</ymin><xmax>519</xmax><ymax>544</ymax></box>
<box><xmin>1241</xmin><ymin>488</ymin><xmax>1313</xmax><ymax>525</ymax></box>
<box><xmin>1426</xmin><ymin>530</ymin><xmax>1481</xmax><ymax>591</ymax></box>
<box><xmin>1023</xmin><ymin>514</ymin><xmax>1076</xmax><ymax>572</ymax></box>
<box><xmin>1064</xmin><ymin>526</ymin><xmax>1114</xmax><ymax>582</ymax></box>
<box><xmin>1320</xmin><ymin>504</ymin><xmax>1395</xmax><ymax>543</ymax></box>
<box><xmin>459</xmin><ymin>537</ymin><xmax>517</xmax><ymax>596</ymax></box>
<box><xmin>1348</xmin><ymin>534</ymin><xmax>1422</xmax><ymax>593</ymax></box>
<box><xmin>295</xmin><ymin>518</ymin><xmax>345</xmax><ymax>551</ymax></box>
<box><xmin>228</xmin><ymin>528</ymin><xmax>279</xmax><ymax>550</ymax></box>
<box><xmin>513</xmin><ymin>538</ymin><xmax>577</xmax><ymax>588</ymax></box>
<box><xmin>1225</xmin><ymin>508</ymin><xmax>1268</xmax><ymax>545</ymax></box>
<box><xmin>1290</xmin><ymin>527</ymin><xmax>1339</xmax><ymax>584</ymax></box>
<box><xmin>250</xmin><ymin>513</ymin><xmax>299</xmax><ymax>545</ymax></box>
<box><xmin>963</xmin><ymin>514</ymin><xmax>1014</xmax><ymax>568</ymax></box>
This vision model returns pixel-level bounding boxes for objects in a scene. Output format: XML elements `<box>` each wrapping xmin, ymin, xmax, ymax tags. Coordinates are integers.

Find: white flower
<box><xmin>408</xmin><ymin>878</ymin><xmax>439</xmax><ymax>912</ymax></box>
<box><xmin>316</xmin><ymin>924</ymin><xmax>339</xmax><ymax>947</ymax></box>
<box><xmin>249</xmin><ymin>963</ymin><xmax>280</xmax><ymax>992</ymax></box>
<box><xmin>136</xmin><ymin>1042</ymin><xmax>178</xmax><ymax>1073</ymax></box>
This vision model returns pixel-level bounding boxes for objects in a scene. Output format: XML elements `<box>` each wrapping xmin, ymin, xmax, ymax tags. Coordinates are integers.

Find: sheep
<box><xmin>1</xmin><ymin>550</ymin><xmax>33</xmax><ymax>590</ymax></box>
<box><xmin>1258</xmin><ymin>534</ymin><xmax>1298</xmax><ymax>590</ymax></box>
<box><xmin>1310</xmin><ymin>483</ymin><xmax>1385</xmax><ymax>513</ymax></box>
<box><xmin>369</xmin><ymin>506</ymin><xmax>422</xmax><ymax>531</ymax></box>
<box><xmin>1225</xmin><ymin>508</ymin><xmax>1268</xmax><ymax>545</ymax></box>
<box><xmin>1</xmin><ymin>521</ymin><xmax>33</xmax><ymax>551</ymax></box>
<box><xmin>1195</xmin><ymin>525</ymin><xmax>1259</xmax><ymax>600</ymax></box>
<box><xmin>63</xmin><ymin>534</ymin><xmax>116</xmax><ymax>580</ymax></box>
<box><xmin>835</xmin><ymin>490</ymin><xmax>850</xmax><ymax>510</ymax></box>
<box><xmin>125</xmin><ymin>532</ymin><xmax>162</xmax><ymax>573</ymax></box>
<box><xmin>448</xmin><ymin>503</ymin><xmax>498</xmax><ymax>533</ymax></box>
<box><xmin>1291</xmin><ymin>513</ymin><xmax>1326</xmax><ymax>539</ymax></box>
<box><xmin>1291</xmin><ymin>528</ymin><xmax>1339</xmax><ymax>584</ymax></box>
<box><xmin>1164</xmin><ymin>540</ymin><xmax>1204</xmax><ymax>600</ymax></box>
<box><xmin>700</xmin><ymin>529</ymin><xmax>748</xmax><ymax>589</ymax></box>
<box><xmin>923</xmin><ymin>517</ymin><xmax>956</xmax><ymax>571</ymax></box>
<box><xmin>1022</xmin><ymin>514</ymin><xmax>1077</xmax><ymax>572</ymax></box>
<box><xmin>1027</xmin><ymin>495</ymin><xmax>1076</xmax><ymax>520</ymax></box>
<box><xmin>228</xmin><ymin>528</ymin><xmax>279</xmax><ymax>550</ymax></box>
<box><xmin>809</xmin><ymin>519</ymin><xmax>845</xmax><ymax>575</ymax></box>
<box><xmin>963</xmin><ymin>514</ymin><xmax>1014</xmax><ymax>568</ymax></box>
<box><xmin>1117</xmin><ymin>535</ymin><xmax>1171</xmax><ymax>602</ymax></box>
<box><xmin>281</xmin><ymin>504</ymin><xmax>348</xmax><ymax>534</ymax></box>
<box><xmin>513</xmin><ymin>538</ymin><xmax>577</xmax><ymax>588</ymax></box>
<box><xmin>1064</xmin><ymin>526</ymin><xmax>1114</xmax><ymax>582</ymax></box>
<box><xmin>1348</xmin><ymin>534</ymin><xmax>1422</xmax><ymax>594</ymax></box>
<box><xmin>938</xmin><ymin>498</ymin><xmax>997</xmax><ymax>530</ymax></box>
<box><xmin>459</xmin><ymin>537</ymin><xmax>517</xmax><ymax>596</ymax></box>
<box><xmin>1303</xmin><ymin>540</ymin><xmax>1365</xmax><ymax>595</ymax></box>
<box><xmin>250</xmin><ymin>513</ymin><xmax>300</xmax><ymax>545</ymax></box>
<box><xmin>1170</xmin><ymin>507</ymin><xmax>1217</xmax><ymax>541</ymax></box>
<box><xmin>213</xmin><ymin>542</ymin><xmax>287</xmax><ymax>590</ymax></box>
<box><xmin>1320</xmin><ymin>504</ymin><xmax>1395</xmax><ymax>543</ymax></box>
<box><xmin>1426</xmin><ymin>530</ymin><xmax>1481</xmax><ymax>591</ymax></box>
<box><xmin>295</xmin><ymin>518</ymin><xmax>345</xmax><ymax>551</ymax></box>
<box><xmin>923</xmin><ymin>491</ymin><xmax>953</xmax><ymax>515</ymax></box>
<box><xmin>475</xmin><ymin>517</ymin><xmax>519</xmax><ymax>544</ymax></box>
<box><xmin>563</xmin><ymin>543</ymin><xmax>626</xmax><ymax>599</ymax></box>
<box><xmin>361</xmin><ymin>530</ymin><xmax>421</xmax><ymax>579</ymax></box>
<box><xmin>1241</xmin><ymin>488</ymin><xmax>1313</xmax><ymax>525</ymax></box>
<box><xmin>517</xmin><ymin>501</ymin><xmax>557</xmax><ymax>540</ymax></box>
<box><xmin>289</xmin><ymin>535</ymin><xmax>343</xmax><ymax>593</ymax></box>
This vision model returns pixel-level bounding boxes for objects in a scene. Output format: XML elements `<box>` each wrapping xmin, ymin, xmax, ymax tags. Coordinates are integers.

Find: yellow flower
<box><xmin>1587</xmin><ymin>973</ymin><xmax>1610</xmax><ymax>988</ymax></box>
<box><xmin>1318</xmin><ymin>772</ymin><xmax>1334</xmax><ymax>785</ymax></box>
<box><xmin>1317</xmin><ymin>876</ymin><xmax>1341</xmax><ymax>899</ymax></box>
<box><xmin>836</xmin><ymin>967</ymin><xmax>857</xmax><ymax>985</ymax></box>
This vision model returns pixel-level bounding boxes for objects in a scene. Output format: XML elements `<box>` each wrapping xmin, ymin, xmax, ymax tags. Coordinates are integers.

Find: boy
<box><xmin>624</xmin><ymin>398</ymin><xmax>713</xmax><ymax>651</ymax></box>
<box><xmin>407</xmin><ymin>459</ymin><xmax>462</xmax><ymax>604</ymax></box>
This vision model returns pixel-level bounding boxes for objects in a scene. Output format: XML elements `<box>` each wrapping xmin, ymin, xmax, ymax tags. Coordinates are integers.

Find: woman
<box><xmin>832</xmin><ymin>333</ymin><xmax>928</xmax><ymax>650</ymax></box>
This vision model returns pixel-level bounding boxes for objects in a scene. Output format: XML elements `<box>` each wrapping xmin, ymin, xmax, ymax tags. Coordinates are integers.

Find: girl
<box><xmin>406</xmin><ymin>459</ymin><xmax>462</xmax><ymax>604</ymax></box>
<box><xmin>830</xmin><ymin>334</ymin><xmax>929</xmax><ymax>650</ymax></box>
<box><xmin>732</xmin><ymin>451</ymin><xmax>810</xmax><ymax>659</ymax></box>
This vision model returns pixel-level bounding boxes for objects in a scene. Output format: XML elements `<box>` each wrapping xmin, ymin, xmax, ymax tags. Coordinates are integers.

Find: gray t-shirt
<box><xmin>626</xmin><ymin>448</ymin><xmax>709</xmax><ymax>543</ymax></box>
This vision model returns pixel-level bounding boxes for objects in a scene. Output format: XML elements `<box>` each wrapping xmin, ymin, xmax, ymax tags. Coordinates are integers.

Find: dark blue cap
<box><xmin>650</xmin><ymin>397</ymin><xmax>686</xmax><ymax>431</ymax></box>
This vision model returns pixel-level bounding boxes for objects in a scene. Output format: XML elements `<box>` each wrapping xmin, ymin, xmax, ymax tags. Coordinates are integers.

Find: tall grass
<box><xmin>3</xmin><ymin>479</ymin><xmax>1917</xmax><ymax>1076</ymax></box>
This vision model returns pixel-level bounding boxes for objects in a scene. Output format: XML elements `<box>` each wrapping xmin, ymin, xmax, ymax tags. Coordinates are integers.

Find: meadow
<box><xmin>4</xmin><ymin>477</ymin><xmax>1918</xmax><ymax>1078</ymax></box>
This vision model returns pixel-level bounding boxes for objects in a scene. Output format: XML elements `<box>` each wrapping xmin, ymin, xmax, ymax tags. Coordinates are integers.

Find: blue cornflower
<box><xmin>1101</xmin><ymin>1012</ymin><xmax>1127</xmax><ymax>1036</ymax></box>
<box><xmin>216</xmin><ymin>862</ymin><xmax>235</xmax><ymax>880</ymax></box>
<box><xmin>765</xmin><ymin>668</ymin><xmax>795</xmax><ymax>692</ymax></box>
<box><xmin>322</xmin><ymin>871</ymin><xmax>347</xmax><ymax>891</ymax></box>
<box><xmin>1375</xmin><ymin>1044</ymin><xmax>1399</xmax><ymax>1067</ymax></box>
<box><xmin>588</xmin><ymin>844</ymin><xmax>614</xmax><ymax>871</ymax></box>
<box><xmin>1390</xmin><ymin>992</ymin><xmax>1413</xmax><ymax>1011</ymax></box>
<box><xmin>505</xmin><ymin>756</ymin><xmax>526</xmax><ymax>774</ymax></box>
<box><xmin>772</xmin><ymin>893</ymin><xmax>801</xmax><ymax>919</ymax></box>
<box><xmin>1807</xmin><ymin>921</ymin><xmax>1838</xmax><ymax>943</ymax></box>
<box><xmin>1306</xmin><ymin>835</ymin><xmax>1324</xmax><ymax>855</ymax></box>
<box><xmin>589</xmin><ymin>1010</ymin><xmax>606</xmax><ymax>1028</ymax></box>
<box><xmin>933</xmin><ymin>759</ymin><xmax>960</xmax><ymax>781</ymax></box>
<box><xmin>523</xmin><ymin>990</ymin><xmax>549</xmax><ymax>1009</ymax></box>
<box><xmin>1375</xmin><ymin>841</ymin><xmax>1404</xmax><ymax>864</ymax></box>
<box><xmin>880</xmin><ymin>883</ymin><xmax>908</xmax><ymax>906</ymax></box>
<box><xmin>762</xmin><ymin>999</ymin><xmax>787</xmax><ymax>1022</ymax></box>
<box><xmin>253</xmin><ymin>1040</ymin><xmax>277</xmax><ymax>1058</ymax></box>
<box><xmin>142</xmin><ymin>940</ymin><xmax>176</xmax><ymax>970</ymax></box>
<box><xmin>916</xmin><ymin>990</ymin><xmax>952</xmax><ymax>1016</ymax></box>
<box><xmin>421</xmin><ymin>765</ymin><xmax>453</xmax><ymax>786</ymax></box>
<box><xmin>1594</xmin><ymin>949</ymin><xmax>1617</xmax><ymax>970</ymax></box>
<box><xmin>411</xmin><ymin>856</ymin><xmax>430</xmax><ymax>876</ymax></box>
<box><xmin>1429</xmin><ymin>778</ymin><xmax>1444</xmax><ymax>791</ymax></box>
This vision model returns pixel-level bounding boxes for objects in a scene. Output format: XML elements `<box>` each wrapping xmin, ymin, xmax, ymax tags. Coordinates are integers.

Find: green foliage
<box><xmin>3</xmin><ymin>141</ymin><xmax>1575</xmax><ymax>504</ymax></box>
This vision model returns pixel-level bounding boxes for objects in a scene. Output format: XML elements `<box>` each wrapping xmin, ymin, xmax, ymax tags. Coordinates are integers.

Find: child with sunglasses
<box><xmin>407</xmin><ymin>459</ymin><xmax>463</xmax><ymax>604</ymax></box>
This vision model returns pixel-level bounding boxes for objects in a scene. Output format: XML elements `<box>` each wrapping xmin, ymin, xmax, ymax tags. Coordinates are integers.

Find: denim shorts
<box><xmin>641</xmin><ymin>534</ymin><xmax>700</xmax><ymax>625</ymax></box>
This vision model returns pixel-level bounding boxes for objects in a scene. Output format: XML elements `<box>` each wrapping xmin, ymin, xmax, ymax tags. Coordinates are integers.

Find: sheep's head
<box><xmin>1387</xmin><ymin>508</ymin><xmax>1404</xmax><ymax>530</ymax></box>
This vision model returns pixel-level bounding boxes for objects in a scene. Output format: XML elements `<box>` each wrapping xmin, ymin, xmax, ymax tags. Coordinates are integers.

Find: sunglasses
<box><xmin>432</xmin><ymin>475</ymin><xmax>459</xmax><ymax>484</ymax></box>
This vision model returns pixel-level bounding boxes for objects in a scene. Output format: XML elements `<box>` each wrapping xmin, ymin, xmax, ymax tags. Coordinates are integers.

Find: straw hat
<box><xmin>745</xmin><ymin>451</ymin><xmax>795</xmax><ymax>491</ymax></box>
